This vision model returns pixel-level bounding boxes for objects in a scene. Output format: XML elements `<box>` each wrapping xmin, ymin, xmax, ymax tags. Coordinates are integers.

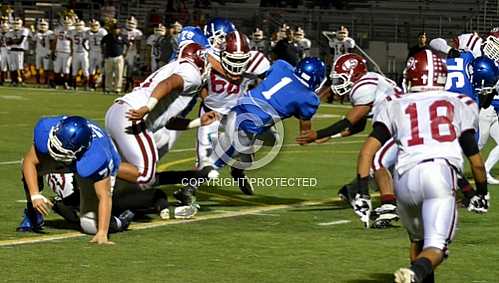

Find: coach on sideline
<box><xmin>102</xmin><ymin>23</ymin><xmax>127</xmax><ymax>94</ymax></box>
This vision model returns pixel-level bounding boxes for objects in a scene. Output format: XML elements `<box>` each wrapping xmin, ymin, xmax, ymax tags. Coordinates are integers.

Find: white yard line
<box><xmin>317</xmin><ymin>220</ymin><xmax>351</xmax><ymax>226</ymax></box>
<box><xmin>0</xmin><ymin>197</ymin><xmax>338</xmax><ymax>247</ymax></box>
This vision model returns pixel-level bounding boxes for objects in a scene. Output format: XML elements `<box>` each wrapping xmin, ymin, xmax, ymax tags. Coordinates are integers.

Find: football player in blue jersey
<box><xmin>173</xmin><ymin>57</ymin><xmax>326</xmax><ymax>205</ymax></box>
<box><xmin>470</xmin><ymin>56</ymin><xmax>499</xmax><ymax>185</ymax></box>
<box><xmin>204</xmin><ymin>17</ymin><xmax>236</xmax><ymax>53</ymax></box>
<box><xmin>169</xmin><ymin>26</ymin><xmax>211</xmax><ymax>62</ymax></box>
<box><xmin>18</xmin><ymin>116</ymin><xmax>127</xmax><ymax>244</ymax></box>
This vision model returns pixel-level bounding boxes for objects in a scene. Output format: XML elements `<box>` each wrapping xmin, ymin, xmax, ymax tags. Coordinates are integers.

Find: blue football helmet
<box><xmin>294</xmin><ymin>57</ymin><xmax>327</xmax><ymax>91</ymax></box>
<box><xmin>470</xmin><ymin>56</ymin><xmax>499</xmax><ymax>93</ymax></box>
<box><xmin>178</xmin><ymin>26</ymin><xmax>210</xmax><ymax>49</ymax></box>
<box><xmin>48</xmin><ymin>116</ymin><xmax>93</xmax><ymax>162</ymax></box>
<box><xmin>203</xmin><ymin>17</ymin><xmax>236</xmax><ymax>50</ymax></box>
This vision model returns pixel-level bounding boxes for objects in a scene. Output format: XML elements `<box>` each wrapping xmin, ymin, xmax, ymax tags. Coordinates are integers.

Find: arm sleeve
<box><xmin>459</xmin><ymin>130</ymin><xmax>479</xmax><ymax>156</ymax></box>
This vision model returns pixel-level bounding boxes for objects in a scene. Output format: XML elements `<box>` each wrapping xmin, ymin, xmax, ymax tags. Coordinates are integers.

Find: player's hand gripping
<box><xmin>296</xmin><ymin>130</ymin><xmax>318</xmax><ymax>145</ymax></box>
<box><xmin>30</xmin><ymin>194</ymin><xmax>53</xmax><ymax>216</ymax></box>
<box><xmin>200</xmin><ymin>111</ymin><xmax>220</xmax><ymax>126</ymax></box>
<box><xmin>126</xmin><ymin>106</ymin><xmax>150</xmax><ymax>121</ymax></box>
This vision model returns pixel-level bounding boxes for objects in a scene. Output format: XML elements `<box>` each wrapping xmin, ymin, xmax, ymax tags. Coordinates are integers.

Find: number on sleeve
<box><xmin>444</xmin><ymin>58</ymin><xmax>465</xmax><ymax>89</ymax></box>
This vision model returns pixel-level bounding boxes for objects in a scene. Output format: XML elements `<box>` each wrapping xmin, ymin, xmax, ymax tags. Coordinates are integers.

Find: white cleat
<box><xmin>160</xmin><ymin>205</ymin><xmax>198</xmax><ymax>220</ymax></box>
<box><xmin>351</xmin><ymin>194</ymin><xmax>372</xmax><ymax>228</ymax></box>
<box><xmin>394</xmin><ymin>268</ymin><xmax>416</xmax><ymax>283</ymax></box>
<box><xmin>487</xmin><ymin>174</ymin><xmax>499</xmax><ymax>185</ymax></box>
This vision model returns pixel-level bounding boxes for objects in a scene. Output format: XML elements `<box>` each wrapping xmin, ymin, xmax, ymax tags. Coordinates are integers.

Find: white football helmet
<box><xmin>11</xmin><ymin>18</ymin><xmax>22</xmax><ymax>31</ymax></box>
<box><xmin>336</xmin><ymin>26</ymin><xmax>349</xmax><ymax>41</ymax></box>
<box><xmin>38</xmin><ymin>19</ymin><xmax>49</xmax><ymax>32</ymax></box>
<box><xmin>62</xmin><ymin>16</ymin><xmax>73</xmax><ymax>30</ymax></box>
<box><xmin>252</xmin><ymin>28</ymin><xmax>263</xmax><ymax>41</ymax></box>
<box><xmin>126</xmin><ymin>16</ymin><xmax>138</xmax><ymax>30</ymax></box>
<box><xmin>171</xmin><ymin>21</ymin><xmax>182</xmax><ymax>34</ymax></box>
<box><xmin>154</xmin><ymin>24</ymin><xmax>166</xmax><ymax>36</ymax></box>
<box><xmin>294</xmin><ymin>27</ymin><xmax>305</xmax><ymax>40</ymax></box>
<box><xmin>75</xmin><ymin>20</ymin><xmax>85</xmax><ymax>32</ymax></box>
<box><xmin>89</xmin><ymin>19</ymin><xmax>100</xmax><ymax>33</ymax></box>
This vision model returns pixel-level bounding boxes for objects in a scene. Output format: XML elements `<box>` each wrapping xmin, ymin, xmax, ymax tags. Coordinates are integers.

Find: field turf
<box><xmin>0</xmin><ymin>86</ymin><xmax>498</xmax><ymax>282</ymax></box>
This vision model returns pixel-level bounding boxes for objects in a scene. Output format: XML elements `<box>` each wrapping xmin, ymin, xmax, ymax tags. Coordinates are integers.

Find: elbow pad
<box><xmin>459</xmin><ymin>130</ymin><xmax>479</xmax><ymax>156</ymax></box>
<box><xmin>316</xmin><ymin>118</ymin><xmax>352</xmax><ymax>139</ymax></box>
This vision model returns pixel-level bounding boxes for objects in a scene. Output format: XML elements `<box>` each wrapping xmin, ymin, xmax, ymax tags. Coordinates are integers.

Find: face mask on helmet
<box><xmin>252</xmin><ymin>29</ymin><xmax>263</xmax><ymax>41</ymax></box>
<box><xmin>12</xmin><ymin>19</ymin><xmax>22</xmax><ymax>31</ymax></box>
<box><xmin>470</xmin><ymin>56</ymin><xmax>499</xmax><ymax>95</ymax></box>
<box><xmin>127</xmin><ymin>17</ymin><xmax>137</xmax><ymax>30</ymax></box>
<box><xmin>47</xmin><ymin>117</ymin><xmax>92</xmax><ymax>163</ymax></box>
<box><xmin>294</xmin><ymin>28</ymin><xmax>305</xmax><ymax>41</ymax></box>
<box><xmin>204</xmin><ymin>18</ymin><xmax>235</xmax><ymax>51</ymax></box>
<box><xmin>90</xmin><ymin>20</ymin><xmax>100</xmax><ymax>32</ymax></box>
<box><xmin>63</xmin><ymin>17</ymin><xmax>73</xmax><ymax>30</ymax></box>
<box><xmin>483</xmin><ymin>35</ymin><xmax>499</xmax><ymax>62</ymax></box>
<box><xmin>330</xmin><ymin>53</ymin><xmax>368</xmax><ymax>96</ymax></box>
<box><xmin>154</xmin><ymin>25</ymin><xmax>166</xmax><ymax>36</ymax></box>
<box><xmin>38</xmin><ymin>20</ymin><xmax>49</xmax><ymax>32</ymax></box>
<box><xmin>75</xmin><ymin>21</ymin><xmax>85</xmax><ymax>32</ymax></box>
<box><xmin>221</xmin><ymin>31</ymin><xmax>252</xmax><ymax>76</ymax></box>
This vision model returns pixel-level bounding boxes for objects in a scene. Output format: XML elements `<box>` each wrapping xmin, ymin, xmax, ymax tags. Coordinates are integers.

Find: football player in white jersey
<box><xmin>106</xmin><ymin>43</ymin><xmax>213</xmax><ymax>189</ymax></box>
<box><xmin>293</xmin><ymin>27</ymin><xmax>311</xmax><ymax>58</ymax></box>
<box><xmin>5</xmin><ymin>18</ymin><xmax>29</xmax><ymax>86</ymax></box>
<box><xmin>69</xmin><ymin>20</ymin><xmax>90</xmax><ymax>90</ymax></box>
<box><xmin>0</xmin><ymin>21</ymin><xmax>10</xmax><ymax>85</ymax></box>
<box><xmin>328</xmin><ymin>26</ymin><xmax>355</xmax><ymax>63</ymax></box>
<box><xmin>87</xmin><ymin>19</ymin><xmax>107</xmax><ymax>90</ymax></box>
<box><xmin>356</xmin><ymin>49</ymin><xmax>489</xmax><ymax>283</ymax></box>
<box><xmin>122</xmin><ymin>16</ymin><xmax>143</xmax><ymax>91</ymax></box>
<box><xmin>198</xmin><ymin>31</ymin><xmax>270</xmax><ymax>195</ymax></box>
<box><xmin>297</xmin><ymin>53</ymin><xmax>401</xmax><ymax>228</ymax></box>
<box><xmin>33</xmin><ymin>19</ymin><xmax>53</xmax><ymax>85</ymax></box>
<box><xmin>146</xmin><ymin>24</ymin><xmax>166</xmax><ymax>72</ymax></box>
<box><xmin>52</xmin><ymin>16</ymin><xmax>74</xmax><ymax>89</ymax></box>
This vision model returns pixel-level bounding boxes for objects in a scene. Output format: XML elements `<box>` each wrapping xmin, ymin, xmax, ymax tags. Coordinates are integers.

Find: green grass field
<box><xmin>0</xmin><ymin>86</ymin><xmax>498</xmax><ymax>282</ymax></box>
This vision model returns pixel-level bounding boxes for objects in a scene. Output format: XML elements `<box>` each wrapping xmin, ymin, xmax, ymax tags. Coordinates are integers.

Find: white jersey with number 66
<box><xmin>374</xmin><ymin>90</ymin><xmax>479</xmax><ymax>175</ymax></box>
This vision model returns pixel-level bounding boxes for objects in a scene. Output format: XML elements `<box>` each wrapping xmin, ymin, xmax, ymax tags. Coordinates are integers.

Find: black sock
<box><xmin>410</xmin><ymin>257</ymin><xmax>433</xmax><ymax>283</ymax></box>
<box><xmin>156</xmin><ymin>170</ymin><xmax>202</xmax><ymax>185</ymax></box>
<box><xmin>423</xmin><ymin>271</ymin><xmax>435</xmax><ymax>283</ymax></box>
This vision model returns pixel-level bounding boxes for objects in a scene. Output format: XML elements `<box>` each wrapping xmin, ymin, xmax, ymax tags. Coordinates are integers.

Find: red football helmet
<box><xmin>404</xmin><ymin>49</ymin><xmax>447</xmax><ymax>92</ymax></box>
<box><xmin>179</xmin><ymin>42</ymin><xmax>206</xmax><ymax>71</ymax></box>
<box><xmin>221</xmin><ymin>31</ymin><xmax>251</xmax><ymax>76</ymax></box>
<box><xmin>330</xmin><ymin>53</ymin><xmax>368</xmax><ymax>96</ymax></box>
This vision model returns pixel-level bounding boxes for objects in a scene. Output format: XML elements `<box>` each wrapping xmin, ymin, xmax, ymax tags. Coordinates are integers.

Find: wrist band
<box><xmin>146</xmin><ymin>97</ymin><xmax>158</xmax><ymax>111</ymax></box>
<box><xmin>31</xmin><ymin>194</ymin><xmax>46</xmax><ymax>202</ymax></box>
<box><xmin>188</xmin><ymin>118</ymin><xmax>201</xmax><ymax>129</ymax></box>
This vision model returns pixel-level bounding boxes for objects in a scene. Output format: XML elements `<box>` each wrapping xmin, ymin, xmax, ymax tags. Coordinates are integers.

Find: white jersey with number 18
<box><xmin>374</xmin><ymin>90</ymin><xmax>479</xmax><ymax>175</ymax></box>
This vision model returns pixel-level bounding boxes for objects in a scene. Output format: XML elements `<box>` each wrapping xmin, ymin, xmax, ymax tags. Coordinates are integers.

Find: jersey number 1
<box><xmin>262</xmin><ymin>77</ymin><xmax>292</xmax><ymax>99</ymax></box>
<box><xmin>405</xmin><ymin>99</ymin><xmax>457</xmax><ymax>146</ymax></box>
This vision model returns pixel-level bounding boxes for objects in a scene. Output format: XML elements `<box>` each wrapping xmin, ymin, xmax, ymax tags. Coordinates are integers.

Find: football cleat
<box><xmin>160</xmin><ymin>205</ymin><xmax>199</xmax><ymax>220</ymax></box>
<box><xmin>394</xmin><ymin>268</ymin><xmax>417</xmax><ymax>283</ymax></box>
<box><xmin>16</xmin><ymin>208</ymin><xmax>44</xmax><ymax>232</ymax></box>
<box><xmin>351</xmin><ymin>194</ymin><xmax>372</xmax><ymax>228</ymax></box>
<box><xmin>173</xmin><ymin>185</ymin><xmax>197</xmax><ymax>206</ymax></box>
<box><xmin>467</xmin><ymin>193</ymin><xmax>490</xmax><ymax>213</ymax></box>
<box><xmin>231</xmin><ymin>167</ymin><xmax>254</xmax><ymax>195</ymax></box>
<box><xmin>337</xmin><ymin>185</ymin><xmax>351</xmax><ymax>203</ymax></box>
<box><xmin>118</xmin><ymin>209</ymin><xmax>135</xmax><ymax>230</ymax></box>
<box><xmin>371</xmin><ymin>203</ymin><xmax>399</xmax><ymax>228</ymax></box>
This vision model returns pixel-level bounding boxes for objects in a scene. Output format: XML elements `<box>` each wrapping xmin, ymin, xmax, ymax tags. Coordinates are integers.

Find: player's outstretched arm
<box><xmin>165</xmin><ymin>111</ymin><xmax>220</xmax><ymax>130</ymax></box>
<box><xmin>90</xmin><ymin>177</ymin><xmax>115</xmax><ymax>245</ymax></box>
<box><xmin>22</xmin><ymin>145</ymin><xmax>53</xmax><ymax>215</ymax></box>
<box><xmin>126</xmin><ymin>74</ymin><xmax>184</xmax><ymax>121</ymax></box>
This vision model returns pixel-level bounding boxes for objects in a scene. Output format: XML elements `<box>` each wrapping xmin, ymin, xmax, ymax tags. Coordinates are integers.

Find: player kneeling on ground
<box><xmin>18</xmin><ymin>116</ymin><xmax>127</xmax><ymax>244</ymax></box>
<box><xmin>356</xmin><ymin>50</ymin><xmax>489</xmax><ymax>282</ymax></box>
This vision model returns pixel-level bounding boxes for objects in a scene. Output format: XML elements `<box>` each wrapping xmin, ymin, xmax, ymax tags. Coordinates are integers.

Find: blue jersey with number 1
<box><xmin>233</xmin><ymin>60</ymin><xmax>320</xmax><ymax>134</ymax></box>
<box><xmin>34</xmin><ymin>116</ymin><xmax>121</xmax><ymax>181</ymax></box>
<box><xmin>445</xmin><ymin>51</ymin><xmax>476</xmax><ymax>101</ymax></box>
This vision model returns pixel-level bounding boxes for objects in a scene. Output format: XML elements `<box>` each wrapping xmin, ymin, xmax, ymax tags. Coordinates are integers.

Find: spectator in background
<box><xmin>101</xmin><ymin>23</ymin><xmax>126</xmax><ymax>94</ymax></box>
<box><xmin>408</xmin><ymin>31</ymin><xmax>429</xmax><ymax>58</ymax></box>
<box><xmin>271</xmin><ymin>26</ymin><xmax>300</xmax><ymax>66</ymax></box>
<box><xmin>250</xmin><ymin>28</ymin><xmax>270</xmax><ymax>55</ymax></box>
<box><xmin>328</xmin><ymin>25</ymin><xmax>355</xmax><ymax>63</ymax></box>
<box><xmin>294</xmin><ymin>27</ymin><xmax>311</xmax><ymax>58</ymax></box>
<box><xmin>157</xmin><ymin>26</ymin><xmax>176</xmax><ymax>67</ymax></box>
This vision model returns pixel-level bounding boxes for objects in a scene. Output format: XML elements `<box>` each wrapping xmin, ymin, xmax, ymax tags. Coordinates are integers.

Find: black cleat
<box><xmin>118</xmin><ymin>210</ymin><xmax>135</xmax><ymax>230</ymax></box>
<box><xmin>173</xmin><ymin>185</ymin><xmax>197</xmax><ymax>206</ymax></box>
<box><xmin>338</xmin><ymin>185</ymin><xmax>351</xmax><ymax>203</ymax></box>
<box><xmin>231</xmin><ymin>167</ymin><xmax>254</xmax><ymax>195</ymax></box>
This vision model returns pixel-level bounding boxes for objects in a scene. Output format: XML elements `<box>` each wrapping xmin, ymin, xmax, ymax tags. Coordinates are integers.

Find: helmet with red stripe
<box><xmin>484</xmin><ymin>28</ymin><xmax>499</xmax><ymax>61</ymax></box>
<box><xmin>330</xmin><ymin>53</ymin><xmax>368</xmax><ymax>96</ymax></box>
<box><xmin>403</xmin><ymin>49</ymin><xmax>447</xmax><ymax>92</ymax></box>
<box><xmin>178</xmin><ymin>42</ymin><xmax>207</xmax><ymax>73</ymax></box>
<box><xmin>221</xmin><ymin>31</ymin><xmax>251</xmax><ymax>76</ymax></box>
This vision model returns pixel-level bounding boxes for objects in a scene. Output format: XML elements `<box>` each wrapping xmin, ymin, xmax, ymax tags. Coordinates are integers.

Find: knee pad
<box><xmin>80</xmin><ymin>212</ymin><xmax>98</xmax><ymax>235</ymax></box>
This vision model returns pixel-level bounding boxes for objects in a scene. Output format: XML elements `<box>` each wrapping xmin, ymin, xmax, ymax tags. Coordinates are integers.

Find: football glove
<box><xmin>351</xmin><ymin>193</ymin><xmax>372</xmax><ymax>228</ymax></box>
<box><xmin>467</xmin><ymin>193</ymin><xmax>490</xmax><ymax>213</ymax></box>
